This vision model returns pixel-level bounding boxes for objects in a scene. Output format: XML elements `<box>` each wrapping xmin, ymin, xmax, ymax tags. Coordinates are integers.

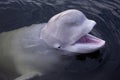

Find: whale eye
<box><xmin>54</xmin><ymin>43</ymin><xmax>61</xmax><ymax>49</ymax></box>
<box><xmin>58</xmin><ymin>46</ymin><xmax>61</xmax><ymax>48</ymax></box>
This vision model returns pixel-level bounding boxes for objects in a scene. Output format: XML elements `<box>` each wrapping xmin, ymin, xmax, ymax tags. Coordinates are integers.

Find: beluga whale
<box><xmin>0</xmin><ymin>9</ymin><xmax>105</xmax><ymax>80</ymax></box>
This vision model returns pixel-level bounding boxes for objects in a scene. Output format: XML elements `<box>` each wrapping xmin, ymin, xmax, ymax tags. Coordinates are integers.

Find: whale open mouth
<box><xmin>64</xmin><ymin>33</ymin><xmax>105</xmax><ymax>54</ymax></box>
<box><xmin>75</xmin><ymin>34</ymin><xmax>104</xmax><ymax>45</ymax></box>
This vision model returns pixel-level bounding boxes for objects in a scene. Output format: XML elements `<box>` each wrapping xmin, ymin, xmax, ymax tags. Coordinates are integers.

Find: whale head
<box><xmin>40</xmin><ymin>9</ymin><xmax>105</xmax><ymax>55</ymax></box>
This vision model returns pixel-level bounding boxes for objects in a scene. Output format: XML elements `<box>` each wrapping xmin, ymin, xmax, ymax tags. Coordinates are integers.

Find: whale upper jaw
<box><xmin>40</xmin><ymin>9</ymin><xmax>105</xmax><ymax>55</ymax></box>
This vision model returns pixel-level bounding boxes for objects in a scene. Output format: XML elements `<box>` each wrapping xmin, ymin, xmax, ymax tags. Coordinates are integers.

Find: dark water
<box><xmin>0</xmin><ymin>0</ymin><xmax>120</xmax><ymax>80</ymax></box>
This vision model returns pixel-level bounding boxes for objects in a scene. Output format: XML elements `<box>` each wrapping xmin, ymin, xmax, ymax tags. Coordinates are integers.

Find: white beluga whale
<box><xmin>0</xmin><ymin>9</ymin><xmax>105</xmax><ymax>80</ymax></box>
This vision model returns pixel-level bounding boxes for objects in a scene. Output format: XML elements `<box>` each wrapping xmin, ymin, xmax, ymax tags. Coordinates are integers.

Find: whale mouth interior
<box><xmin>74</xmin><ymin>34</ymin><xmax>104</xmax><ymax>45</ymax></box>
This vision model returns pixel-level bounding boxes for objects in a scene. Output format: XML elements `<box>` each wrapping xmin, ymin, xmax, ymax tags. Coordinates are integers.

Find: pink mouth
<box><xmin>75</xmin><ymin>34</ymin><xmax>104</xmax><ymax>44</ymax></box>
